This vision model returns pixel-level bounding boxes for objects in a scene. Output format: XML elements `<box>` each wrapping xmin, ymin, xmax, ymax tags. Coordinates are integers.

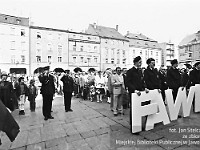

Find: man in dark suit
<box><xmin>126</xmin><ymin>56</ymin><xmax>149</xmax><ymax>132</ymax></box>
<box><xmin>189</xmin><ymin>62</ymin><xmax>200</xmax><ymax>86</ymax></box>
<box><xmin>167</xmin><ymin>59</ymin><xmax>181</xmax><ymax>101</ymax></box>
<box><xmin>144</xmin><ymin>58</ymin><xmax>161</xmax><ymax>91</ymax></box>
<box><xmin>61</xmin><ymin>70</ymin><xmax>74</xmax><ymax>112</ymax></box>
<box><xmin>38</xmin><ymin>66</ymin><xmax>55</xmax><ymax>120</ymax></box>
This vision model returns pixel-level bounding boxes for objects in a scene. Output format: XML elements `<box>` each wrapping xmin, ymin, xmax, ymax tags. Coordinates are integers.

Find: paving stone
<box><xmin>62</xmin><ymin>123</ymin><xmax>79</xmax><ymax>135</ymax></box>
<box><xmin>26</xmin><ymin>142</ymin><xmax>45</xmax><ymax>150</ymax></box>
<box><xmin>85</xmin><ymin>136</ymin><xmax>100</xmax><ymax>149</ymax></box>
<box><xmin>10</xmin><ymin>146</ymin><xmax>26</xmax><ymax>150</ymax></box>
<box><xmin>94</xmin><ymin>127</ymin><xmax>110</xmax><ymax>135</ymax></box>
<box><xmin>10</xmin><ymin>130</ymin><xmax>29</xmax><ymax>149</ymax></box>
<box><xmin>73</xmin><ymin>121</ymin><xmax>91</xmax><ymax>133</ymax></box>
<box><xmin>71</xmin><ymin>139</ymin><xmax>90</xmax><ymax>149</ymax></box>
<box><xmin>27</xmin><ymin>128</ymin><xmax>41</xmax><ymax>145</ymax></box>
<box><xmin>101</xmin><ymin>117</ymin><xmax>117</xmax><ymax>126</ymax></box>
<box><xmin>110</xmin><ymin>124</ymin><xmax>124</xmax><ymax>131</ymax></box>
<box><xmin>65</xmin><ymin>134</ymin><xmax>83</xmax><ymax>143</ymax></box>
<box><xmin>45</xmin><ymin>137</ymin><xmax>66</xmax><ymax>148</ymax></box>
<box><xmin>80</xmin><ymin>131</ymin><xmax>96</xmax><ymax>139</ymax></box>
<box><xmin>90</xmin><ymin>117</ymin><xmax>110</xmax><ymax>128</ymax></box>
<box><xmin>143</xmin><ymin>132</ymin><xmax>163</xmax><ymax>141</ymax></box>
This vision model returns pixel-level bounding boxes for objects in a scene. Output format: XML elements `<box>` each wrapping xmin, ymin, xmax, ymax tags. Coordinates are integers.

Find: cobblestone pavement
<box><xmin>1</xmin><ymin>94</ymin><xmax>200</xmax><ymax>150</ymax></box>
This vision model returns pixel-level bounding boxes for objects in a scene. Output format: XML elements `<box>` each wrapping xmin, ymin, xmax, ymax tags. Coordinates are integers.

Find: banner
<box><xmin>131</xmin><ymin>85</ymin><xmax>200</xmax><ymax>133</ymax></box>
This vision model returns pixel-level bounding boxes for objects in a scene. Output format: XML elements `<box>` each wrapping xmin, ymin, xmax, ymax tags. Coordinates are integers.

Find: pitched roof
<box><xmin>179</xmin><ymin>33</ymin><xmax>197</xmax><ymax>46</ymax></box>
<box><xmin>125</xmin><ymin>33</ymin><xmax>161</xmax><ymax>49</ymax></box>
<box><xmin>86</xmin><ymin>24</ymin><xmax>128</xmax><ymax>41</ymax></box>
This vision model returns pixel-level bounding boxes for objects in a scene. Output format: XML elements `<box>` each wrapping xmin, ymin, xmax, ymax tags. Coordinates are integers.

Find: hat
<box><xmin>171</xmin><ymin>59</ymin><xmax>178</xmax><ymax>65</ymax></box>
<box><xmin>146</xmin><ymin>58</ymin><xmax>155</xmax><ymax>64</ymax></box>
<box><xmin>133</xmin><ymin>56</ymin><xmax>142</xmax><ymax>63</ymax></box>
<box><xmin>184</xmin><ymin>64</ymin><xmax>192</xmax><ymax>69</ymax></box>
<box><xmin>1</xmin><ymin>71</ymin><xmax>8</xmax><ymax>78</ymax></box>
<box><xmin>43</xmin><ymin>66</ymin><xmax>50</xmax><ymax>71</ymax></box>
<box><xmin>194</xmin><ymin>62</ymin><xmax>200</xmax><ymax>67</ymax></box>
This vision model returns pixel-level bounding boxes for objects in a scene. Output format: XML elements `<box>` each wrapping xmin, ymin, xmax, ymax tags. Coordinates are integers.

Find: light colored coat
<box><xmin>111</xmin><ymin>74</ymin><xmax>125</xmax><ymax>95</ymax></box>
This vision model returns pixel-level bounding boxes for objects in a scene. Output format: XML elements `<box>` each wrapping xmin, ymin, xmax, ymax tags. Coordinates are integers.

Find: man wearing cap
<box><xmin>126</xmin><ymin>56</ymin><xmax>149</xmax><ymax>131</ymax></box>
<box><xmin>189</xmin><ymin>62</ymin><xmax>200</xmax><ymax>87</ymax></box>
<box><xmin>60</xmin><ymin>70</ymin><xmax>74</xmax><ymax>112</ymax></box>
<box><xmin>39</xmin><ymin>66</ymin><xmax>56</xmax><ymax>120</ymax></box>
<box><xmin>167</xmin><ymin>59</ymin><xmax>181</xmax><ymax>101</ymax></box>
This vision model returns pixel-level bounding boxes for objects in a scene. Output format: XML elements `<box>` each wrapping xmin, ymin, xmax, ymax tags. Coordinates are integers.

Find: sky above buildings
<box><xmin>0</xmin><ymin>0</ymin><xmax>200</xmax><ymax>46</ymax></box>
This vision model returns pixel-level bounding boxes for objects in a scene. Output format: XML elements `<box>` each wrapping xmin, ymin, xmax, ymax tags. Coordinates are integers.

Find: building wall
<box><xmin>100</xmin><ymin>38</ymin><xmax>129</xmax><ymax>70</ymax></box>
<box><xmin>128</xmin><ymin>46</ymin><xmax>162</xmax><ymax>69</ymax></box>
<box><xmin>0</xmin><ymin>22</ymin><xmax>29</xmax><ymax>74</ymax></box>
<box><xmin>68</xmin><ymin>32</ymin><xmax>100</xmax><ymax>72</ymax></box>
<box><xmin>30</xmin><ymin>27</ymin><xmax>68</xmax><ymax>75</ymax></box>
<box><xmin>159</xmin><ymin>42</ymin><xmax>175</xmax><ymax>67</ymax></box>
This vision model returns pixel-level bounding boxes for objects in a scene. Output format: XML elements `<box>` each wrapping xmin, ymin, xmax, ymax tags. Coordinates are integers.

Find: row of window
<box><xmin>10</xmin><ymin>41</ymin><xmax>26</xmax><ymax>50</ymax></box>
<box><xmin>36</xmin><ymin>56</ymin><xmax>62</xmax><ymax>63</ymax></box>
<box><xmin>133</xmin><ymin>49</ymin><xmax>159</xmax><ymax>56</ymax></box>
<box><xmin>104</xmin><ymin>39</ymin><xmax>126</xmax><ymax>46</ymax></box>
<box><xmin>72</xmin><ymin>45</ymin><xmax>98</xmax><ymax>52</ymax></box>
<box><xmin>11</xmin><ymin>55</ymin><xmax>25</xmax><ymax>64</ymax></box>
<box><xmin>105</xmin><ymin>58</ymin><xmax>126</xmax><ymax>64</ymax></box>
<box><xmin>10</xmin><ymin>27</ymin><xmax>26</xmax><ymax>36</ymax></box>
<box><xmin>72</xmin><ymin>57</ymin><xmax>98</xmax><ymax>64</ymax></box>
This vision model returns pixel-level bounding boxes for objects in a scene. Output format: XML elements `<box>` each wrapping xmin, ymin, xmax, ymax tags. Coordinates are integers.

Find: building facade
<box><xmin>178</xmin><ymin>31</ymin><xmax>200</xmax><ymax>65</ymax></box>
<box><xmin>86</xmin><ymin>24</ymin><xmax>129</xmax><ymax>70</ymax></box>
<box><xmin>30</xmin><ymin>26</ymin><xmax>69</xmax><ymax>75</ymax></box>
<box><xmin>159</xmin><ymin>42</ymin><xmax>175</xmax><ymax>67</ymax></box>
<box><xmin>68</xmin><ymin>31</ymin><xmax>100</xmax><ymax>72</ymax></box>
<box><xmin>125</xmin><ymin>32</ymin><xmax>162</xmax><ymax>69</ymax></box>
<box><xmin>0</xmin><ymin>13</ymin><xmax>29</xmax><ymax>74</ymax></box>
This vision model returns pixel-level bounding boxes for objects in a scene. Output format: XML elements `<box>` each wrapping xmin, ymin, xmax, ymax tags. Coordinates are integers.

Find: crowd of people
<box><xmin>1</xmin><ymin>56</ymin><xmax>200</xmax><ymax>144</ymax></box>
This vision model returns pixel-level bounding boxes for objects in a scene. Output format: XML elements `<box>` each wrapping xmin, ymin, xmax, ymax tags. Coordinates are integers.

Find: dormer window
<box><xmin>16</xmin><ymin>19</ymin><xmax>21</xmax><ymax>24</ymax></box>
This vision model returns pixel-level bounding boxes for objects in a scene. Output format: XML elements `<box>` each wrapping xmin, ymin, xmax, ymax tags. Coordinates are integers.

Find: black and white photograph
<box><xmin>0</xmin><ymin>0</ymin><xmax>200</xmax><ymax>149</ymax></box>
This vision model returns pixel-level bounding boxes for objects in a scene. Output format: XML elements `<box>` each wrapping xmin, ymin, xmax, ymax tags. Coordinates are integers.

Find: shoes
<box><xmin>44</xmin><ymin>117</ymin><xmax>48</xmax><ymax>121</ymax></box>
<box><xmin>48</xmin><ymin>116</ymin><xmax>54</xmax><ymax>119</ymax></box>
<box><xmin>114</xmin><ymin>114</ymin><xmax>118</xmax><ymax>116</ymax></box>
<box><xmin>68</xmin><ymin>109</ymin><xmax>73</xmax><ymax>112</ymax></box>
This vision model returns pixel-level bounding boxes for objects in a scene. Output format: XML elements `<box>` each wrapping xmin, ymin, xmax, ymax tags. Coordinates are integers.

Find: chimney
<box><xmin>93</xmin><ymin>23</ymin><xmax>97</xmax><ymax>29</ymax></box>
<box><xmin>127</xmin><ymin>31</ymin><xmax>130</xmax><ymax>35</ymax></box>
<box><xmin>116</xmin><ymin>25</ymin><xmax>118</xmax><ymax>31</ymax></box>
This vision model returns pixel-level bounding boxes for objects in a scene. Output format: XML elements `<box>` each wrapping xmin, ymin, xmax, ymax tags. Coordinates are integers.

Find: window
<box><xmin>21</xmin><ymin>55</ymin><xmax>25</xmax><ymax>63</ymax></box>
<box><xmin>73</xmin><ymin>45</ymin><xmax>76</xmax><ymax>51</ymax></box>
<box><xmin>156</xmin><ymin>59</ymin><xmax>158</xmax><ymax>63</ymax></box>
<box><xmin>156</xmin><ymin>52</ymin><xmax>158</xmax><ymax>56</ymax></box>
<box><xmin>11</xmin><ymin>55</ymin><xmax>15</xmax><ymax>63</ymax></box>
<box><xmin>111</xmin><ymin>58</ymin><xmax>114</xmax><ymax>64</ymax></box>
<box><xmin>88</xmin><ymin>37</ymin><xmax>91</xmax><ymax>40</ymax></box>
<box><xmin>189</xmin><ymin>53</ymin><xmax>192</xmax><ymax>57</ymax></box>
<box><xmin>106</xmin><ymin>58</ymin><xmax>108</xmax><ymax>63</ymax></box>
<box><xmin>80</xmin><ymin>57</ymin><xmax>84</xmax><ymax>63</ymax></box>
<box><xmin>47</xmin><ymin>43</ymin><xmax>52</xmax><ymax>52</ymax></box>
<box><xmin>105</xmin><ymin>40</ymin><xmax>108</xmax><ymax>44</ymax></box>
<box><xmin>87</xmin><ymin>58</ymin><xmax>91</xmax><ymax>63</ymax></box>
<box><xmin>80</xmin><ymin>36</ymin><xmax>83</xmax><ymax>39</ymax></box>
<box><xmin>48</xmin><ymin>34</ymin><xmax>53</xmax><ymax>40</ymax></box>
<box><xmin>117</xmin><ymin>59</ymin><xmax>120</xmax><ymax>64</ymax></box>
<box><xmin>123</xmin><ymin>58</ymin><xmax>126</xmax><ymax>64</ymax></box>
<box><xmin>94</xmin><ymin>46</ymin><xmax>97</xmax><ymax>51</ymax></box>
<box><xmin>58</xmin><ymin>57</ymin><xmax>62</xmax><ymax>62</ymax></box>
<box><xmin>58</xmin><ymin>34</ymin><xmax>62</xmax><ymax>40</ymax></box>
<box><xmin>80</xmin><ymin>46</ymin><xmax>83</xmax><ymax>51</ymax></box>
<box><xmin>151</xmin><ymin>51</ymin><xmax>153</xmax><ymax>55</ymax></box>
<box><xmin>10</xmin><ymin>27</ymin><xmax>15</xmax><ymax>35</ymax></box>
<box><xmin>58</xmin><ymin>45</ymin><xmax>62</xmax><ymax>55</ymax></box>
<box><xmin>94</xmin><ymin>58</ymin><xmax>97</xmax><ymax>63</ymax></box>
<box><xmin>36</xmin><ymin>56</ymin><xmax>41</xmax><ymax>62</ymax></box>
<box><xmin>21</xmin><ymin>42</ymin><xmax>25</xmax><ymax>51</ymax></box>
<box><xmin>140</xmin><ymin>50</ymin><xmax>142</xmax><ymax>55</ymax></box>
<box><xmin>133</xmin><ymin>50</ymin><xmax>135</xmax><ymax>54</ymax></box>
<box><xmin>73</xmin><ymin>57</ymin><xmax>76</xmax><ymax>63</ymax></box>
<box><xmin>10</xmin><ymin>41</ymin><xmax>15</xmax><ymax>50</ymax></box>
<box><xmin>145</xmin><ymin>50</ymin><xmax>148</xmax><ymax>56</ymax></box>
<box><xmin>48</xmin><ymin>56</ymin><xmax>52</xmax><ymax>63</ymax></box>
<box><xmin>123</xmin><ymin>50</ymin><xmax>125</xmax><ymax>56</ymax></box>
<box><xmin>21</xmin><ymin>29</ymin><xmax>25</xmax><ymax>36</ymax></box>
<box><xmin>37</xmin><ymin>32</ymin><xmax>41</xmax><ymax>39</ymax></box>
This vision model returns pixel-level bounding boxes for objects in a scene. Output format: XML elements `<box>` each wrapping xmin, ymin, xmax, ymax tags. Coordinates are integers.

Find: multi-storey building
<box><xmin>125</xmin><ymin>32</ymin><xmax>162</xmax><ymax>69</ymax></box>
<box><xmin>86</xmin><ymin>24</ymin><xmax>129</xmax><ymax>70</ymax></box>
<box><xmin>0</xmin><ymin>13</ymin><xmax>29</xmax><ymax>74</ymax></box>
<box><xmin>178</xmin><ymin>31</ymin><xmax>200</xmax><ymax>65</ymax></box>
<box><xmin>29</xmin><ymin>26</ymin><xmax>69</xmax><ymax>75</ymax></box>
<box><xmin>159</xmin><ymin>42</ymin><xmax>175</xmax><ymax>67</ymax></box>
<box><xmin>68</xmin><ymin>31</ymin><xmax>100</xmax><ymax>71</ymax></box>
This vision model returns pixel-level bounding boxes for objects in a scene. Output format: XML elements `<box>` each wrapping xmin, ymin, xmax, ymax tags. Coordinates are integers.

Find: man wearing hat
<box><xmin>60</xmin><ymin>70</ymin><xmax>74</xmax><ymax>112</ymax></box>
<box><xmin>167</xmin><ymin>59</ymin><xmax>181</xmax><ymax>101</ymax></box>
<box><xmin>126</xmin><ymin>56</ymin><xmax>149</xmax><ymax>132</ymax></box>
<box><xmin>189</xmin><ymin>61</ymin><xmax>200</xmax><ymax>86</ymax></box>
<box><xmin>39</xmin><ymin>66</ymin><xmax>56</xmax><ymax>120</ymax></box>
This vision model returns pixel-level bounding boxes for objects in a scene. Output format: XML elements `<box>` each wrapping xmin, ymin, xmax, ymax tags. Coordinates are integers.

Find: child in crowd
<box><xmin>16</xmin><ymin>77</ymin><xmax>29</xmax><ymax>115</ymax></box>
<box><xmin>28</xmin><ymin>79</ymin><xmax>38</xmax><ymax>112</ymax></box>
